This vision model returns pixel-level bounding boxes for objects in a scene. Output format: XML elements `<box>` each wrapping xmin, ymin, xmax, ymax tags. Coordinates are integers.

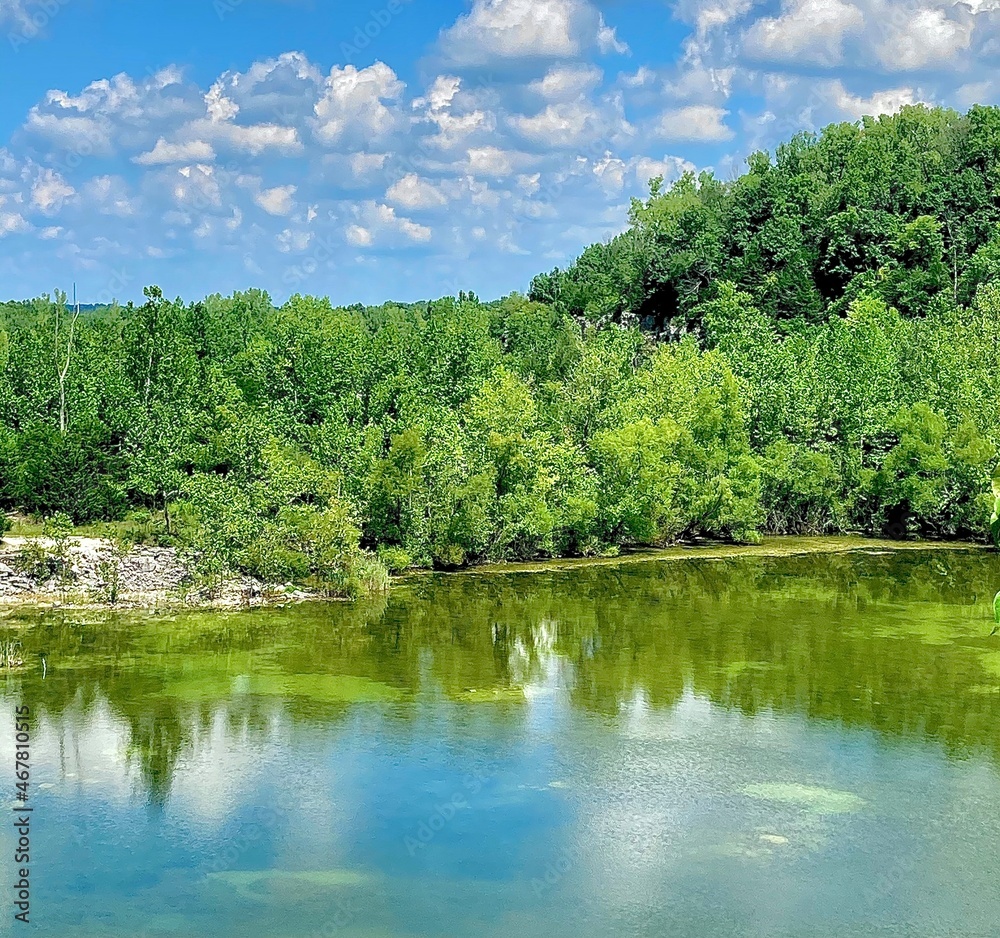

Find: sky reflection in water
<box><xmin>2</xmin><ymin>547</ymin><xmax>1000</xmax><ymax>937</ymax></box>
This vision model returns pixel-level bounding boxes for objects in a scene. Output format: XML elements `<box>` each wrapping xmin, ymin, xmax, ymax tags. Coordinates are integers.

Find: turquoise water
<box><xmin>3</xmin><ymin>547</ymin><xmax>1000</xmax><ymax>936</ymax></box>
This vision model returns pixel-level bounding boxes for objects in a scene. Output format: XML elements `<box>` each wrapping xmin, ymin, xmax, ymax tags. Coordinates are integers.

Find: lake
<box><xmin>3</xmin><ymin>544</ymin><xmax>1000</xmax><ymax>937</ymax></box>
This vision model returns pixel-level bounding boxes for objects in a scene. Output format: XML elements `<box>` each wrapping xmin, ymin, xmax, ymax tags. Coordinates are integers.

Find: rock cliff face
<box><xmin>0</xmin><ymin>536</ymin><xmax>310</xmax><ymax>608</ymax></box>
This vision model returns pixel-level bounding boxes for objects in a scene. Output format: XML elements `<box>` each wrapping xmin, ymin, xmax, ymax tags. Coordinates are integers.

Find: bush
<box><xmin>177</xmin><ymin>440</ymin><xmax>388</xmax><ymax>597</ymax></box>
<box><xmin>376</xmin><ymin>545</ymin><xmax>413</xmax><ymax>574</ymax></box>
<box><xmin>7</xmin><ymin>425</ymin><xmax>127</xmax><ymax>523</ymax></box>
<box><xmin>760</xmin><ymin>441</ymin><xmax>845</xmax><ymax>534</ymax></box>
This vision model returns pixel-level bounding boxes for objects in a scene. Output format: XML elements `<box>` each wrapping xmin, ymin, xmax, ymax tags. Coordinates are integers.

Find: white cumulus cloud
<box><xmin>313</xmin><ymin>63</ymin><xmax>405</xmax><ymax>147</ymax></box>
<box><xmin>31</xmin><ymin>169</ymin><xmax>75</xmax><ymax>214</ymax></box>
<box><xmin>134</xmin><ymin>139</ymin><xmax>217</xmax><ymax>165</ymax></box>
<box><xmin>742</xmin><ymin>0</ymin><xmax>864</xmax><ymax>66</ymax></box>
<box><xmin>438</xmin><ymin>0</ymin><xmax>627</xmax><ymax>67</ymax></box>
<box><xmin>655</xmin><ymin>105</ymin><xmax>734</xmax><ymax>141</ymax></box>
<box><xmin>386</xmin><ymin>174</ymin><xmax>448</xmax><ymax>210</ymax></box>
<box><xmin>254</xmin><ymin>184</ymin><xmax>297</xmax><ymax>216</ymax></box>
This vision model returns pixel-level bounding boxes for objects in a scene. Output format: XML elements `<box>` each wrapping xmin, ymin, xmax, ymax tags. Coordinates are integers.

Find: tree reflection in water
<box><xmin>4</xmin><ymin>547</ymin><xmax>1000</xmax><ymax>805</ymax></box>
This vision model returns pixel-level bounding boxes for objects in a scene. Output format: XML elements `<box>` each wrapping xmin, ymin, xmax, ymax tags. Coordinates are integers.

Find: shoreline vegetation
<box><xmin>4</xmin><ymin>104</ymin><xmax>1000</xmax><ymax>599</ymax></box>
<box><xmin>447</xmin><ymin>534</ymin><xmax>987</xmax><ymax>577</ymax></box>
<box><xmin>0</xmin><ymin>531</ymin><xmax>987</xmax><ymax>611</ymax></box>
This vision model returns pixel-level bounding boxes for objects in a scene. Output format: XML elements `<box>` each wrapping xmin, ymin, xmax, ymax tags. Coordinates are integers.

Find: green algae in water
<box><xmin>163</xmin><ymin>672</ymin><xmax>402</xmax><ymax>704</ymax></box>
<box><xmin>718</xmin><ymin>660</ymin><xmax>782</xmax><ymax>679</ymax></box>
<box><xmin>11</xmin><ymin>546</ymin><xmax>1000</xmax><ymax>937</ymax></box>
<box><xmin>249</xmin><ymin>673</ymin><xmax>402</xmax><ymax>703</ymax></box>
<box><xmin>967</xmin><ymin>684</ymin><xmax>1000</xmax><ymax>695</ymax></box>
<box><xmin>742</xmin><ymin>783</ymin><xmax>867</xmax><ymax>814</ymax></box>
<box><xmin>206</xmin><ymin>869</ymin><xmax>371</xmax><ymax>901</ymax></box>
<box><xmin>978</xmin><ymin>651</ymin><xmax>1000</xmax><ymax>680</ymax></box>
<box><xmin>452</xmin><ymin>685</ymin><xmax>526</xmax><ymax>703</ymax></box>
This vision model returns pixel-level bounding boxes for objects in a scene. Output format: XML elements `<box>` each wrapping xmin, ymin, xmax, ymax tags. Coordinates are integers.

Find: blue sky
<box><xmin>0</xmin><ymin>0</ymin><xmax>997</xmax><ymax>305</ymax></box>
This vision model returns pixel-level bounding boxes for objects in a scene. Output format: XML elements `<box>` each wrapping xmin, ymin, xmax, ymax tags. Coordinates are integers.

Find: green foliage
<box><xmin>177</xmin><ymin>441</ymin><xmax>385</xmax><ymax>598</ymax></box>
<box><xmin>95</xmin><ymin>534</ymin><xmax>130</xmax><ymax>605</ymax></box>
<box><xmin>990</xmin><ymin>466</ymin><xmax>1000</xmax><ymax>548</ymax></box>
<box><xmin>12</xmin><ymin>539</ymin><xmax>62</xmax><ymax>583</ymax></box>
<box><xmin>760</xmin><ymin>441</ymin><xmax>844</xmax><ymax>535</ymax></box>
<box><xmin>4</xmin><ymin>104</ymin><xmax>1000</xmax><ymax>583</ymax></box>
<box><xmin>542</xmin><ymin>106</ymin><xmax>1000</xmax><ymax>330</ymax></box>
<box><xmin>376</xmin><ymin>545</ymin><xmax>413</xmax><ymax>574</ymax></box>
<box><xmin>870</xmin><ymin>404</ymin><xmax>950</xmax><ymax>536</ymax></box>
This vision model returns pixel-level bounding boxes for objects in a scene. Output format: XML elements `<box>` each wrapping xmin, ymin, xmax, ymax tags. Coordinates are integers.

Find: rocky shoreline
<box><xmin>0</xmin><ymin>536</ymin><xmax>315</xmax><ymax>609</ymax></box>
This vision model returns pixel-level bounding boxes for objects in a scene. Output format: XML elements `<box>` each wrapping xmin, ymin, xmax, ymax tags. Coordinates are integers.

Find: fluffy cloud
<box><xmin>31</xmin><ymin>169</ymin><xmax>75</xmax><ymax>214</ymax></box>
<box><xmin>633</xmin><ymin>155</ymin><xmax>698</xmax><ymax>188</ymax></box>
<box><xmin>134</xmin><ymin>139</ymin><xmax>216</xmax><ymax>165</ymax></box>
<box><xmin>509</xmin><ymin>101</ymin><xmax>605</xmax><ymax>145</ymax></box>
<box><xmin>23</xmin><ymin>111</ymin><xmax>114</xmax><ymax>158</ymax></box>
<box><xmin>169</xmin><ymin>164</ymin><xmax>222</xmax><ymax>210</ymax></box>
<box><xmin>465</xmin><ymin>145</ymin><xmax>526</xmax><ymax>176</ymax></box>
<box><xmin>0</xmin><ymin>209</ymin><xmax>30</xmax><ymax>237</ymax></box>
<box><xmin>81</xmin><ymin>175</ymin><xmax>136</xmax><ymax>217</ymax></box>
<box><xmin>438</xmin><ymin>0</ymin><xmax>626</xmax><ymax>67</ymax></box>
<box><xmin>208</xmin><ymin>122</ymin><xmax>302</xmax><ymax>156</ymax></box>
<box><xmin>386</xmin><ymin>174</ymin><xmax>448</xmax><ymax>210</ymax></box>
<box><xmin>655</xmin><ymin>105</ymin><xmax>734</xmax><ymax>142</ymax></box>
<box><xmin>348</xmin><ymin>202</ymin><xmax>433</xmax><ymax>246</ymax></box>
<box><xmin>345</xmin><ymin>224</ymin><xmax>373</xmax><ymax>247</ymax></box>
<box><xmin>530</xmin><ymin>64</ymin><xmax>604</xmax><ymax>99</ymax></box>
<box><xmin>827</xmin><ymin>80</ymin><xmax>923</xmax><ymax>118</ymax></box>
<box><xmin>742</xmin><ymin>0</ymin><xmax>864</xmax><ymax>66</ymax></box>
<box><xmin>313</xmin><ymin>63</ymin><xmax>405</xmax><ymax>147</ymax></box>
<box><xmin>745</xmin><ymin>73</ymin><xmax>928</xmax><ymax>151</ymax></box>
<box><xmin>254</xmin><ymin>184</ymin><xmax>297</xmax><ymax>217</ymax></box>
<box><xmin>674</xmin><ymin>0</ymin><xmax>762</xmax><ymax>39</ymax></box>
<box><xmin>875</xmin><ymin>6</ymin><xmax>973</xmax><ymax>71</ymax></box>
<box><xmin>414</xmin><ymin>76</ymin><xmax>495</xmax><ymax>152</ymax></box>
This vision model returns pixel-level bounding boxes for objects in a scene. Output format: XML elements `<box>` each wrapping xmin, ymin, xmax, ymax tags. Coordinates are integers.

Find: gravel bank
<box><xmin>0</xmin><ymin>536</ymin><xmax>313</xmax><ymax>608</ymax></box>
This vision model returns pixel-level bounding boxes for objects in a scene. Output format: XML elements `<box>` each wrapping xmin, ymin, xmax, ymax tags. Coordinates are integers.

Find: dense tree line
<box><xmin>2</xmin><ymin>104</ymin><xmax>1000</xmax><ymax>591</ymax></box>
<box><xmin>532</xmin><ymin>104</ymin><xmax>1000</xmax><ymax>330</ymax></box>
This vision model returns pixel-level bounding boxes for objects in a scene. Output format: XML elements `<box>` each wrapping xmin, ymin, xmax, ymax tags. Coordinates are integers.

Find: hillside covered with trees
<box><xmin>3</xmin><ymin>104</ymin><xmax>1000</xmax><ymax>593</ymax></box>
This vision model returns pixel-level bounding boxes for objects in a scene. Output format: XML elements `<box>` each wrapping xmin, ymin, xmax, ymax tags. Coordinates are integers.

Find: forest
<box><xmin>3</xmin><ymin>103</ymin><xmax>1000</xmax><ymax>594</ymax></box>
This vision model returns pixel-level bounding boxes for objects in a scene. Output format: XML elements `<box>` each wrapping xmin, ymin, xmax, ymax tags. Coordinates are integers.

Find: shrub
<box><xmin>376</xmin><ymin>545</ymin><xmax>413</xmax><ymax>574</ymax></box>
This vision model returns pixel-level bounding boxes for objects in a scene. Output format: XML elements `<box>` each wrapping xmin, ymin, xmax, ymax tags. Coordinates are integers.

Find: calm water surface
<box><xmin>3</xmin><ymin>547</ymin><xmax>1000</xmax><ymax>937</ymax></box>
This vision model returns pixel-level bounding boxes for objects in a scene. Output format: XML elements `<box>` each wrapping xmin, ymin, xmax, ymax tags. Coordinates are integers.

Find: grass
<box><xmin>3</xmin><ymin>511</ymin><xmax>165</xmax><ymax>543</ymax></box>
<box><xmin>0</xmin><ymin>639</ymin><xmax>23</xmax><ymax>669</ymax></box>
